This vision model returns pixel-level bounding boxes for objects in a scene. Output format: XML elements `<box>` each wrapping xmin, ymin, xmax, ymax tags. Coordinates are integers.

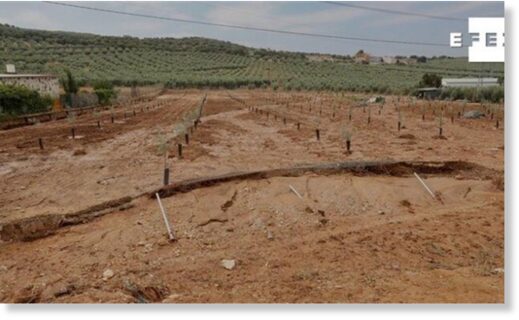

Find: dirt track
<box><xmin>0</xmin><ymin>89</ymin><xmax>504</xmax><ymax>303</ymax></box>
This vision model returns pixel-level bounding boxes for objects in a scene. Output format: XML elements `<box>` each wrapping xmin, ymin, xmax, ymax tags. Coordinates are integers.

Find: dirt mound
<box><xmin>398</xmin><ymin>133</ymin><xmax>416</xmax><ymax>139</ymax></box>
<box><xmin>0</xmin><ymin>196</ymin><xmax>133</xmax><ymax>242</ymax></box>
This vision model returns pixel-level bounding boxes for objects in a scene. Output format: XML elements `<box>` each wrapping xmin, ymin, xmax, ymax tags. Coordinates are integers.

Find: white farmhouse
<box><xmin>0</xmin><ymin>65</ymin><xmax>60</xmax><ymax>98</ymax></box>
<box><xmin>441</xmin><ymin>77</ymin><xmax>499</xmax><ymax>88</ymax></box>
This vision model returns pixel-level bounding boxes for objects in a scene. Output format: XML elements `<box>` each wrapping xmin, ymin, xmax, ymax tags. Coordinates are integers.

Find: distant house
<box><xmin>354</xmin><ymin>50</ymin><xmax>370</xmax><ymax>64</ymax></box>
<box><xmin>382</xmin><ymin>56</ymin><xmax>397</xmax><ymax>64</ymax></box>
<box><xmin>400</xmin><ymin>58</ymin><xmax>418</xmax><ymax>65</ymax></box>
<box><xmin>369</xmin><ymin>56</ymin><xmax>383</xmax><ymax>64</ymax></box>
<box><xmin>0</xmin><ymin>73</ymin><xmax>60</xmax><ymax>98</ymax></box>
<box><xmin>441</xmin><ymin>78</ymin><xmax>499</xmax><ymax>88</ymax></box>
<box><xmin>0</xmin><ymin>66</ymin><xmax>60</xmax><ymax>99</ymax></box>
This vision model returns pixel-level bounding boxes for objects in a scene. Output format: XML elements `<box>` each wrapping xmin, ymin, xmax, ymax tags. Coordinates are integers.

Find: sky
<box><xmin>0</xmin><ymin>1</ymin><xmax>505</xmax><ymax>57</ymax></box>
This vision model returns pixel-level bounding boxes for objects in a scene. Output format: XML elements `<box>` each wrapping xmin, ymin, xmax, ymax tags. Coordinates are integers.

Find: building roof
<box><xmin>0</xmin><ymin>74</ymin><xmax>57</xmax><ymax>79</ymax></box>
<box><xmin>442</xmin><ymin>77</ymin><xmax>498</xmax><ymax>83</ymax></box>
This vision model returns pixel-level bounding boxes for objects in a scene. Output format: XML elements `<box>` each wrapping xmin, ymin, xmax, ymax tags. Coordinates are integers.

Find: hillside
<box><xmin>0</xmin><ymin>23</ymin><xmax>504</xmax><ymax>93</ymax></box>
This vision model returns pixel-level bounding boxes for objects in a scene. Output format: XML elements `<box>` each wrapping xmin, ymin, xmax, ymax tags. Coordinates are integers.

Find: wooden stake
<box><xmin>38</xmin><ymin>138</ymin><xmax>44</xmax><ymax>150</ymax></box>
<box><xmin>163</xmin><ymin>168</ymin><xmax>170</xmax><ymax>186</ymax></box>
<box><xmin>178</xmin><ymin>143</ymin><xmax>183</xmax><ymax>158</ymax></box>
<box><xmin>155</xmin><ymin>193</ymin><xmax>175</xmax><ymax>241</ymax></box>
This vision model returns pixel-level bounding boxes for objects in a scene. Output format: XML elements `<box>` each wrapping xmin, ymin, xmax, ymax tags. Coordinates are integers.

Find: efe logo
<box><xmin>450</xmin><ymin>17</ymin><xmax>504</xmax><ymax>62</ymax></box>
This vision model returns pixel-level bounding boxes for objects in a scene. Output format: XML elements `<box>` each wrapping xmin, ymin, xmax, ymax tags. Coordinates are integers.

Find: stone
<box><xmin>102</xmin><ymin>269</ymin><xmax>114</xmax><ymax>281</ymax></box>
<box><xmin>54</xmin><ymin>285</ymin><xmax>75</xmax><ymax>298</ymax></box>
<box><xmin>221</xmin><ymin>259</ymin><xmax>236</xmax><ymax>270</ymax></box>
<box><xmin>463</xmin><ymin>110</ymin><xmax>485</xmax><ymax>119</ymax></box>
<box><xmin>493</xmin><ymin>267</ymin><xmax>505</xmax><ymax>274</ymax></box>
<box><xmin>162</xmin><ymin>293</ymin><xmax>182</xmax><ymax>303</ymax></box>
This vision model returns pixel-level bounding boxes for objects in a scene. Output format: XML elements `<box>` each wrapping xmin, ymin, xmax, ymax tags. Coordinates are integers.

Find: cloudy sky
<box><xmin>0</xmin><ymin>1</ymin><xmax>504</xmax><ymax>56</ymax></box>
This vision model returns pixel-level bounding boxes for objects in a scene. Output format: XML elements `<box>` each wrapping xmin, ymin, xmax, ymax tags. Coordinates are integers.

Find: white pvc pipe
<box><xmin>413</xmin><ymin>172</ymin><xmax>436</xmax><ymax>200</ymax></box>
<box><xmin>155</xmin><ymin>193</ymin><xmax>175</xmax><ymax>241</ymax></box>
<box><xmin>289</xmin><ymin>184</ymin><xmax>304</xmax><ymax>200</ymax></box>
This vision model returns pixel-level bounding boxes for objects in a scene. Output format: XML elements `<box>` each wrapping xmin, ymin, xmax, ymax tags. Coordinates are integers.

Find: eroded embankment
<box><xmin>0</xmin><ymin>160</ymin><xmax>501</xmax><ymax>242</ymax></box>
<box><xmin>150</xmin><ymin>160</ymin><xmax>498</xmax><ymax>198</ymax></box>
<box><xmin>0</xmin><ymin>197</ymin><xmax>132</xmax><ymax>242</ymax></box>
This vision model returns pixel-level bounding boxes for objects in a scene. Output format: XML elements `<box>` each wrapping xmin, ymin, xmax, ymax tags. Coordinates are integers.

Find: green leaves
<box><xmin>0</xmin><ymin>24</ymin><xmax>504</xmax><ymax>96</ymax></box>
<box><xmin>61</xmin><ymin>69</ymin><xmax>78</xmax><ymax>95</ymax></box>
<box><xmin>0</xmin><ymin>83</ymin><xmax>52</xmax><ymax>115</ymax></box>
<box><xmin>93</xmin><ymin>81</ymin><xmax>117</xmax><ymax>105</ymax></box>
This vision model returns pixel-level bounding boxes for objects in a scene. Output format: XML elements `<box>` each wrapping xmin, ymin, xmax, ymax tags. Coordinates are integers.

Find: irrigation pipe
<box><xmin>155</xmin><ymin>192</ymin><xmax>175</xmax><ymax>241</ymax></box>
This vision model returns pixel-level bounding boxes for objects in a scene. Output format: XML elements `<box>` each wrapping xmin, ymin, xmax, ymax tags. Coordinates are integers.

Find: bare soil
<box><xmin>0</xmin><ymin>89</ymin><xmax>504</xmax><ymax>303</ymax></box>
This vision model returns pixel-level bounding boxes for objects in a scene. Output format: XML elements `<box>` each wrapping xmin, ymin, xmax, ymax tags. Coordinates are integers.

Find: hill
<box><xmin>0</xmin><ymin>23</ymin><xmax>504</xmax><ymax>94</ymax></box>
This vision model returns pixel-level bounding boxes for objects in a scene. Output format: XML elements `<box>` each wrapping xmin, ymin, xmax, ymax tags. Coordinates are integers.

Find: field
<box><xmin>0</xmin><ymin>23</ymin><xmax>504</xmax><ymax>93</ymax></box>
<box><xmin>0</xmin><ymin>89</ymin><xmax>504</xmax><ymax>303</ymax></box>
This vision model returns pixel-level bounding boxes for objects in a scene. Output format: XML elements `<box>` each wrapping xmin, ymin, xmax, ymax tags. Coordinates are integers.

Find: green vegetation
<box><xmin>0</xmin><ymin>83</ymin><xmax>52</xmax><ymax>115</ymax></box>
<box><xmin>439</xmin><ymin>86</ymin><xmax>503</xmax><ymax>103</ymax></box>
<box><xmin>419</xmin><ymin>73</ymin><xmax>442</xmax><ymax>88</ymax></box>
<box><xmin>0</xmin><ymin>23</ymin><xmax>504</xmax><ymax>95</ymax></box>
<box><xmin>61</xmin><ymin>69</ymin><xmax>79</xmax><ymax>107</ymax></box>
<box><xmin>93</xmin><ymin>80</ymin><xmax>117</xmax><ymax>105</ymax></box>
<box><xmin>414</xmin><ymin>72</ymin><xmax>503</xmax><ymax>102</ymax></box>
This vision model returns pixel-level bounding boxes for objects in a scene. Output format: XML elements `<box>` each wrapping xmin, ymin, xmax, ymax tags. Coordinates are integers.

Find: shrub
<box><xmin>61</xmin><ymin>69</ymin><xmax>79</xmax><ymax>107</ymax></box>
<box><xmin>0</xmin><ymin>83</ymin><xmax>52</xmax><ymax>115</ymax></box>
<box><xmin>419</xmin><ymin>73</ymin><xmax>442</xmax><ymax>88</ymax></box>
<box><xmin>440</xmin><ymin>86</ymin><xmax>503</xmax><ymax>103</ymax></box>
<box><xmin>93</xmin><ymin>80</ymin><xmax>117</xmax><ymax>105</ymax></box>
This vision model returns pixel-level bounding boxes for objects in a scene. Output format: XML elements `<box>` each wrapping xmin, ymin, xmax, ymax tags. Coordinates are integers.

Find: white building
<box><xmin>369</xmin><ymin>56</ymin><xmax>383</xmax><ymax>64</ymax></box>
<box><xmin>382</xmin><ymin>56</ymin><xmax>397</xmax><ymax>64</ymax></box>
<box><xmin>0</xmin><ymin>65</ymin><xmax>60</xmax><ymax>98</ymax></box>
<box><xmin>441</xmin><ymin>77</ymin><xmax>499</xmax><ymax>88</ymax></box>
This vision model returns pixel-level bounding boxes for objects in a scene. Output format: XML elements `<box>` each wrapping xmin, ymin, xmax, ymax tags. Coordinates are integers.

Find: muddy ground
<box><xmin>0</xmin><ymin>89</ymin><xmax>504</xmax><ymax>303</ymax></box>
